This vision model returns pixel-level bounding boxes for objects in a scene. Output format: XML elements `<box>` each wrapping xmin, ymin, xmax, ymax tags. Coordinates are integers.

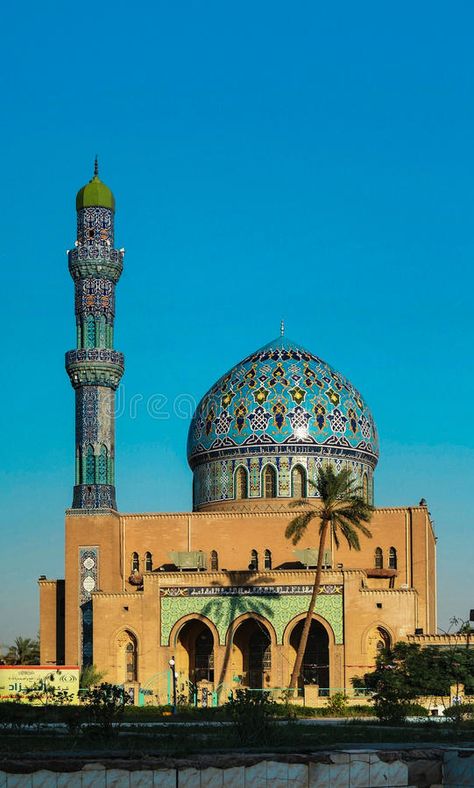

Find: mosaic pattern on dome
<box><xmin>188</xmin><ymin>338</ymin><xmax>379</xmax><ymax>468</ymax></box>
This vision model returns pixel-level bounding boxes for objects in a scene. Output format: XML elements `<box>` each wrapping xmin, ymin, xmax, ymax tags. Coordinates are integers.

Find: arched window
<box><xmin>97</xmin><ymin>445</ymin><xmax>108</xmax><ymax>485</ymax></box>
<box><xmin>145</xmin><ymin>552</ymin><xmax>153</xmax><ymax>572</ymax></box>
<box><xmin>291</xmin><ymin>465</ymin><xmax>306</xmax><ymax>498</ymax></box>
<box><xmin>264</xmin><ymin>549</ymin><xmax>272</xmax><ymax>570</ymax></box>
<box><xmin>235</xmin><ymin>466</ymin><xmax>248</xmax><ymax>499</ymax></box>
<box><xmin>362</xmin><ymin>473</ymin><xmax>369</xmax><ymax>503</ymax></box>
<box><xmin>263</xmin><ymin>465</ymin><xmax>277</xmax><ymax>498</ymax></box>
<box><xmin>85</xmin><ymin>445</ymin><xmax>95</xmax><ymax>484</ymax></box>
<box><xmin>131</xmin><ymin>552</ymin><xmax>139</xmax><ymax>572</ymax></box>
<box><xmin>389</xmin><ymin>547</ymin><xmax>397</xmax><ymax>569</ymax></box>
<box><xmin>374</xmin><ymin>547</ymin><xmax>383</xmax><ymax>569</ymax></box>
<box><xmin>250</xmin><ymin>549</ymin><xmax>259</xmax><ymax>571</ymax></box>
<box><xmin>210</xmin><ymin>550</ymin><xmax>219</xmax><ymax>571</ymax></box>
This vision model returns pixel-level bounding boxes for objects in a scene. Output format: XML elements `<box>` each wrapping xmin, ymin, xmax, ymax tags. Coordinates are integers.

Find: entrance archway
<box><xmin>176</xmin><ymin>619</ymin><xmax>215</xmax><ymax>685</ymax></box>
<box><xmin>232</xmin><ymin>619</ymin><xmax>271</xmax><ymax>688</ymax></box>
<box><xmin>290</xmin><ymin>619</ymin><xmax>329</xmax><ymax>691</ymax></box>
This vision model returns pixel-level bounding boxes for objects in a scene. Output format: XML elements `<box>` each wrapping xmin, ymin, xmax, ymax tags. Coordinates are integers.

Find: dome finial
<box><xmin>94</xmin><ymin>155</ymin><xmax>99</xmax><ymax>177</ymax></box>
<box><xmin>280</xmin><ymin>319</ymin><xmax>285</xmax><ymax>337</ymax></box>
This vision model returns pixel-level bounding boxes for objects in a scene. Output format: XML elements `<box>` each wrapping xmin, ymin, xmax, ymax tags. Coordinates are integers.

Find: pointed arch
<box><xmin>145</xmin><ymin>551</ymin><xmax>153</xmax><ymax>572</ymax></box>
<box><xmin>131</xmin><ymin>552</ymin><xmax>139</xmax><ymax>572</ymax></box>
<box><xmin>262</xmin><ymin>464</ymin><xmax>277</xmax><ymax>498</ymax></box>
<box><xmin>374</xmin><ymin>547</ymin><xmax>383</xmax><ymax>569</ymax></box>
<box><xmin>291</xmin><ymin>464</ymin><xmax>307</xmax><ymax>498</ymax></box>
<box><xmin>264</xmin><ymin>549</ymin><xmax>272</xmax><ymax>570</ymax></box>
<box><xmin>234</xmin><ymin>465</ymin><xmax>248</xmax><ymax>499</ymax></box>
<box><xmin>210</xmin><ymin>550</ymin><xmax>219</xmax><ymax>571</ymax></box>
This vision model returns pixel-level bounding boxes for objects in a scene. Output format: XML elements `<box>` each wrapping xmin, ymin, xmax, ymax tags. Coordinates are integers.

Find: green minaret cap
<box><xmin>76</xmin><ymin>157</ymin><xmax>115</xmax><ymax>211</ymax></box>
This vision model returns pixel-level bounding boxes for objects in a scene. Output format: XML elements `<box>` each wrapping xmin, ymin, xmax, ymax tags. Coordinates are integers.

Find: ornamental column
<box><xmin>66</xmin><ymin>160</ymin><xmax>124</xmax><ymax>510</ymax></box>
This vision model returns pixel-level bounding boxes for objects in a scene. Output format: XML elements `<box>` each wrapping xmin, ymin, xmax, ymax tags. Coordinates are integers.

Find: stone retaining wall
<box><xmin>0</xmin><ymin>748</ymin><xmax>472</xmax><ymax>786</ymax></box>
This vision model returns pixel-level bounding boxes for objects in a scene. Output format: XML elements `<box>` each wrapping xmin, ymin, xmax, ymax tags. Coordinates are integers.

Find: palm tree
<box><xmin>285</xmin><ymin>465</ymin><xmax>373</xmax><ymax>691</ymax></box>
<box><xmin>6</xmin><ymin>636</ymin><xmax>40</xmax><ymax>665</ymax></box>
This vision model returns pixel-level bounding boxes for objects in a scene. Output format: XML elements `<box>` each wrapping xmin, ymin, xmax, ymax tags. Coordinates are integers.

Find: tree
<box><xmin>5</xmin><ymin>636</ymin><xmax>40</xmax><ymax>665</ymax></box>
<box><xmin>285</xmin><ymin>465</ymin><xmax>373</xmax><ymax>690</ymax></box>
<box><xmin>361</xmin><ymin>642</ymin><xmax>425</xmax><ymax>722</ymax></box>
<box><xmin>360</xmin><ymin>640</ymin><xmax>474</xmax><ymax>722</ymax></box>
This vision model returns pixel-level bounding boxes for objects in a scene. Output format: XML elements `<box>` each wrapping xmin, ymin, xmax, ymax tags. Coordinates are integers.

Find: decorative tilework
<box><xmin>67</xmin><ymin>176</ymin><xmax>125</xmax><ymax>510</ymax></box>
<box><xmin>188</xmin><ymin>337</ymin><xmax>378</xmax><ymax>508</ymax></box>
<box><xmin>188</xmin><ymin>338</ymin><xmax>378</xmax><ymax>465</ymax></box>
<box><xmin>160</xmin><ymin>585</ymin><xmax>343</xmax><ymax>645</ymax></box>
<box><xmin>192</xmin><ymin>455</ymin><xmax>373</xmax><ymax>507</ymax></box>
<box><xmin>79</xmin><ymin>547</ymin><xmax>99</xmax><ymax>665</ymax></box>
<box><xmin>77</xmin><ymin>207</ymin><xmax>114</xmax><ymax>255</ymax></box>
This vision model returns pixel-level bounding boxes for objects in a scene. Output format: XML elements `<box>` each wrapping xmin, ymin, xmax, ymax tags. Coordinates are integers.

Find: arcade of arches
<box><xmin>146</xmin><ymin>612</ymin><xmax>343</xmax><ymax>699</ymax></box>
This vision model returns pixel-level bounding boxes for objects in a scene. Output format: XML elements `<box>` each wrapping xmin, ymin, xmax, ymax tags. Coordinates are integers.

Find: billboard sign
<box><xmin>0</xmin><ymin>666</ymin><xmax>80</xmax><ymax>703</ymax></box>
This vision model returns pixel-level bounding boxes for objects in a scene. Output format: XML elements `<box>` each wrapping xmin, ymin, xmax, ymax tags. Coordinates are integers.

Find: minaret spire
<box><xmin>94</xmin><ymin>155</ymin><xmax>99</xmax><ymax>177</ymax></box>
<box><xmin>280</xmin><ymin>319</ymin><xmax>285</xmax><ymax>337</ymax></box>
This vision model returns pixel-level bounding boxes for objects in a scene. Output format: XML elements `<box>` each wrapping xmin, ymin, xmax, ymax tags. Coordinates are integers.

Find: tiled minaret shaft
<box><xmin>65</xmin><ymin>161</ymin><xmax>124</xmax><ymax>509</ymax></box>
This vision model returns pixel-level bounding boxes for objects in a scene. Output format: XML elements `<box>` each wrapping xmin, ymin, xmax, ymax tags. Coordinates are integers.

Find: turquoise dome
<box><xmin>187</xmin><ymin>337</ymin><xmax>379</xmax><ymax>469</ymax></box>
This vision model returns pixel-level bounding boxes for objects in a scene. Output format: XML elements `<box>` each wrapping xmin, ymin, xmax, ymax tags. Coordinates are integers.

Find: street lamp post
<box><xmin>169</xmin><ymin>656</ymin><xmax>177</xmax><ymax>713</ymax></box>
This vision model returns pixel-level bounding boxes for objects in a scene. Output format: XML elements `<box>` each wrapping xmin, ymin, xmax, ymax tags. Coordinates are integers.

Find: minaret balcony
<box><xmin>68</xmin><ymin>248</ymin><xmax>124</xmax><ymax>283</ymax></box>
<box><xmin>66</xmin><ymin>349</ymin><xmax>124</xmax><ymax>390</ymax></box>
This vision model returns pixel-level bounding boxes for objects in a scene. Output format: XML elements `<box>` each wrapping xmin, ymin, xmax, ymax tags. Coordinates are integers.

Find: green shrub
<box><xmin>81</xmin><ymin>683</ymin><xmax>131</xmax><ymax>738</ymax></box>
<box><xmin>325</xmin><ymin>692</ymin><xmax>348</xmax><ymax>716</ymax></box>
<box><xmin>443</xmin><ymin>703</ymin><xmax>474</xmax><ymax>725</ymax></box>
<box><xmin>226</xmin><ymin>689</ymin><xmax>279</xmax><ymax>745</ymax></box>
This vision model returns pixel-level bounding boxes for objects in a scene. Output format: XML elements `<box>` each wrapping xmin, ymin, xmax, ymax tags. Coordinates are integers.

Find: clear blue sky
<box><xmin>1</xmin><ymin>1</ymin><xmax>473</xmax><ymax>644</ymax></box>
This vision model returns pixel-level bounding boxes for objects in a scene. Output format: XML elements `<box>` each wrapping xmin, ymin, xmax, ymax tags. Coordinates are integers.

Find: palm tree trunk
<box><xmin>288</xmin><ymin>517</ymin><xmax>330</xmax><ymax>691</ymax></box>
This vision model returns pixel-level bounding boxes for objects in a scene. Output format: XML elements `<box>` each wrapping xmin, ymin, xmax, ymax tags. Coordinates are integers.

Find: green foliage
<box><xmin>0</xmin><ymin>702</ymin><xmax>33</xmax><ymax>732</ymax></box>
<box><xmin>443</xmin><ymin>703</ymin><xmax>474</xmax><ymax>726</ymax></box>
<box><xmin>286</xmin><ymin>465</ymin><xmax>373</xmax><ymax>549</ymax></box>
<box><xmin>362</xmin><ymin>641</ymin><xmax>474</xmax><ymax>723</ymax></box>
<box><xmin>79</xmin><ymin>664</ymin><xmax>105</xmax><ymax>689</ymax></box>
<box><xmin>226</xmin><ymin>689</ymin><xmax>278</xmax><ymax>745</ymax></box>
<box><xmin>362</xmin><ymin>643</ymin><xmax>428</xmax><ymax>723</ymax></box>
<box><xmin>4</xmin><ymin>637</ymin><xmax>40</xmax><ymax>665</ymax></box>
<box><xmin>325</xmin><ymin>691</ymin><xmax>348</xmax><ymax>716</ymax></box>
<box><xmin>81</xmin><ymin>682</ymin><xmax>131</xmax><ymax>738</ymax></box>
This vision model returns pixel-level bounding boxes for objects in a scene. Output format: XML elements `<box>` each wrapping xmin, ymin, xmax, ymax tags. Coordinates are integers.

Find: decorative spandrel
<box><xmin>160</xmin><ymin>584</ymin><xmax>343</xmax><ymax>646</ymax></box>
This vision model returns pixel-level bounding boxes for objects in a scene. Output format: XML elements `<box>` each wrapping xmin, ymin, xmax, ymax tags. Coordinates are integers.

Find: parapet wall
<box><xmin>1</xmin><ymin>748</ymin><xmax>473</xmax><ymax>786</ymax></box>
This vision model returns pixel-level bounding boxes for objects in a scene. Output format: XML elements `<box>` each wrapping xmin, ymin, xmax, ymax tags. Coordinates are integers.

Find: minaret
<box><xmin>66</xmin><ymin>160</ymin><xmax>124</xmax><ymax>510</ymax></box>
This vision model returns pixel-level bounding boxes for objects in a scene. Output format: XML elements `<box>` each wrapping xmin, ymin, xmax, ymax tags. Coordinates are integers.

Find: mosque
<box><xmin>39</xmin><ymin>166</ymin><xmax>437</xmax><ymax>704</ymax></box>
